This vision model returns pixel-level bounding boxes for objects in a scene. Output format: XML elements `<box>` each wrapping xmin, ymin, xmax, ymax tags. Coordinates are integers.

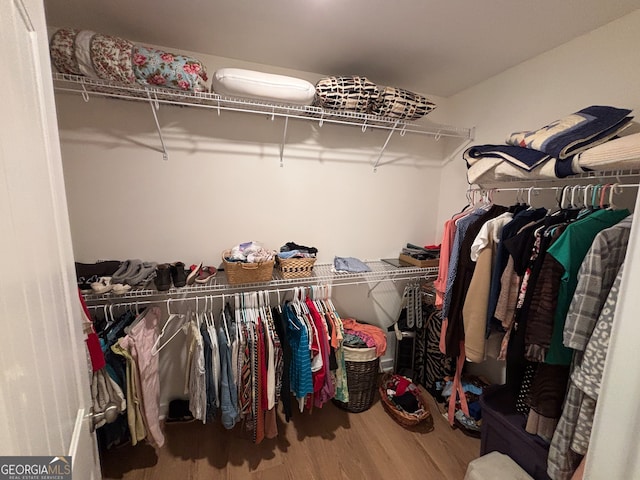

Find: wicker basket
<box><xmin>221</xmin><ymin>250</ymin><xmax>275</xmax><ymax>285</ymax></box>
<box><xmin>276</xmin><ymin>256</ymin><xmax>316</xmax><ymax>279</ymax></box>
<box><xmin>333</xmin><ymin>346</ymin><xmax>379</xmax><ymax>413</ymax></box>
<box><xmin>379</xmin><ymin>373</ymin><xmax>432</xmax><ymax>428</ymax></box>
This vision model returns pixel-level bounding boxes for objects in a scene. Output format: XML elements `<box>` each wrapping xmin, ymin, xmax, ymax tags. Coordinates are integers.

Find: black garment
<box><xmin>486</xmin><ymin>208</ymin><xmax>547</xmax><ymax>334</ymax></box>
<box><xmin>323</xmin><ymin>311</ymin><xmax>338</xmax><ymax>371</ymax></box>
<box><xmin>446</xmin><ymin>204</ymin><xmax>509</xmax><ymax>357</ymax></box>
<box><xmin>280</xmin><ymin>242</ymin><xmax>318</xmax><ymax>255</ymax></box>
<box><xmin>506</xmin><ymin>220</ymin><xmax>566</xmax><ymax>394</ymax></box>
<box><xmin>393</xmin><ymin>392</ymin><xmax>420</xmax><ymax>413</ymax></box>
<box><xmin>271</xmin><ymin>307</ymin><xmax>292</xmax><ymax>422</ymax></box>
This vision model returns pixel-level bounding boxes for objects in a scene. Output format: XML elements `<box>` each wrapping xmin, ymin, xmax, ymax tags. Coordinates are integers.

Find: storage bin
<box><xmin>221</xmin><ymin>250</ymin><xmax>275</xmax><ymax>285</ymax></box>
<box><xmin>464</xmin><ymin>451</ymin><xmax>533</xmax><ymax>480</ymax></box>
<box><xmin>276</xmin><ymin>256</ymin><xmax>316</xmax><ymax>279</ymax></box>
<box><xmin>480</xmin><ymin>385</ymin><xmax>551</xmax><ymax>480</ymax></box>
<box><xmin>333</xmin><ymin>346</ymin><xmax>379</xmax><ymax>413</ymax></box>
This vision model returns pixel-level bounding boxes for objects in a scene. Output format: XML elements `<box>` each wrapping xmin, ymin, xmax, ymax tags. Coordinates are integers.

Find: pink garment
<box><xmin>434</xmin><ymin>210</ymin><xmax>470</xmax><ymax>309</ymax></box>
<box><xmin>119</xmin><ymin>306</ymin><xmax>164</xmax><ymax>448</ymax></box>
<box><xmin>341</xmin><ymin>318</ymin><xmax>386</xmax><ymax>357</ymax></box>
<box><xmin>434</xmin><ymin>219</ymin><xmax>456</xmax><ymax>309</ymax></box>
<box><xmin>436</xmin><ymin>211</ymin><xmax>471</xmax><ymax>354</ymax></box>
<box><xmin>306</xmin><ymin>298</ymin><xmax>335</xmax><ymax>407</ymax></box>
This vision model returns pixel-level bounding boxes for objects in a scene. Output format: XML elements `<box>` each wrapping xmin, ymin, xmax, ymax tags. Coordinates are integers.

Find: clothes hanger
<box><xmin>151</xmin><ymin>298</ymin><xmax>187</xmax><ymax>356</ymax></box>
<box><xmin>527</xmin><ymin>186</ymin><xmax>537</xmax><ymax>209</ymax></box>
<box><xmin>599</xmin><ymin>183</ymin><xmax>612</xmax><ymax>209</ymax></box>
<box><xmin>220</xmin><ymin>293</ymin><xmax>231</xmax><ymax>344</ymax></box>
<box><xmin>608</xmin><ymin>183</ymin><xmax>622</xmax><ymax>210</ymax></box>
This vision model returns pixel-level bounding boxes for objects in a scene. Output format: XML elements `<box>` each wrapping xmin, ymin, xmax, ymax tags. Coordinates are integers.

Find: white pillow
<box><xmin>212</xmin><ymin>68</ymin><xmax>316</xmax><ymax>105</ymax></box>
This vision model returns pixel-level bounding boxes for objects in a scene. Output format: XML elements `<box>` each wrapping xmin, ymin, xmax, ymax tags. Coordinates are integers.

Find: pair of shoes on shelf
<box><xmin>187</xmin><ymin>263</ymin><xmax>217</xmax><ymax>285</ymax></box>
<box><xmin>111</xmin><ymin>259</ymin><xmax>158</xmax><ymax>287</ymax></box>
<box><xmin>76</xmin><ymin>261</ymin><xmax>121</xmax><ymax>292</ymax></box>
<box><xmin>79</xmin><ymin>274</ymin><xmax>100</xmax><ymax>293</ymax></box>
<box><xmin>90</xmin><ymin>276</ymin><xmax>133</xmax><ymax>295</ymax></box>
<box><xmin>155</xmin><ymin>262</ymin><xmax>188</xmax><ymax>291</ymax></box>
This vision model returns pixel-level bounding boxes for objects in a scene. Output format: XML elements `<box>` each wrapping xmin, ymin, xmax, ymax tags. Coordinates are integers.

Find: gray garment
<box><xmin>564</xmin><ymin>216</ymin><xmax>632</xmax><ymax>352</ymax></box>
<box><xmin>548</xmin><ymin>265</ymin><xmax>625</xmax><ymax>479</ymax></box>
<box><xmin>219</xmin><ymin>323</ymin><xmax>239</xmax><ymax>429</ymax></box>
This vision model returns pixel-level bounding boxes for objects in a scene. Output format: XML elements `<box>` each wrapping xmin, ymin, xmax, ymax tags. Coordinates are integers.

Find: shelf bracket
<box><xmin>279</xmin><ymin>116</ymin><xmax>289</xmax><ymax>167</ymax></box>
<box><xmin>372</xmin><ymin>119</ymin><xmax>400</xmax><ymax>173</ymax></box>
<box><xmin>439</xmin><ymin>126</ymin><xmax>476</xmax><ymax>167</ymax></box>
<box><xmin>146</xmin><ymin>90</ymin><xmax>168</xmax><ymax>161</ymax></box>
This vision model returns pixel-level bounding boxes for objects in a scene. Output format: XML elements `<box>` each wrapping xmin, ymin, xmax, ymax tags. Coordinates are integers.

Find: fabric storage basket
<box><xmin>221</xmin><ymin>250</ymin><xmax>275</xmax><ymax>285</ymax></box>
<box><xmin>276</xmin><ymin>256</ymin><xmax>316</xmax><ymax>279</ymax></box>
<box><xmin>333</xmin><ymin>346</ymin><xmax>379</xmax><ymax>413</ymax></box>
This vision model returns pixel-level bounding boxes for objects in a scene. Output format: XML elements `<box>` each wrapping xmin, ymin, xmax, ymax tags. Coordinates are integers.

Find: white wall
<box><xmin>55</xmin><ymin>48</ymin><xmax>453</xmax><ymax>267</ymax></box>
<box><xmin>436</xmin><ymin>8</ymin><xmax>640</xmax><ymax>236</ymax></box>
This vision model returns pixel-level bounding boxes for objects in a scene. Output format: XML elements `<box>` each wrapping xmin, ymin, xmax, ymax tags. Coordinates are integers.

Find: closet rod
<box><xmin>477</xmin><ymin>183</ymin><xmax>639</xmax><ymax>192</ymax></box>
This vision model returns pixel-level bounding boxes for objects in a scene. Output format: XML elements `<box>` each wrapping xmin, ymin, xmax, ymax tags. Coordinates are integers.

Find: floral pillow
<box><xmin>131</xmin><ymin>45</ymin><xmax>208</xmax><ymax>92</ymax></box>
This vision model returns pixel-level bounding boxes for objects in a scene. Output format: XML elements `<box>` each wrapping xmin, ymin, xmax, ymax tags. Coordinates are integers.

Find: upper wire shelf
<box><xmin>51</xmin><ymin>73</ymin><xmax>472</xmax><ymax>140</ymax></box>
<box><xmin>82</xmin><ymin>260</ymin><xmax>438</xmax><ymax>304</ymax></box>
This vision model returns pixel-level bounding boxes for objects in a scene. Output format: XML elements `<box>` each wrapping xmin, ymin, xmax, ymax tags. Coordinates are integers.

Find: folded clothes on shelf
<box><xmin>332</xmin><ymin>256</ymin><xmax>371</xmax><ymax>273</ymax></box>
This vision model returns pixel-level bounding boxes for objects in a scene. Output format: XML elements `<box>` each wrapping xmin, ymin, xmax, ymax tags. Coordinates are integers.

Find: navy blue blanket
<box><xmin>507</xmin><ymin>105</ymin><xmax>633</xmax><ymax>159</ymax></box>
<box><xmin>464</xmin><ymin>144</ymin><xmax>551</xmax><ymax>171</ymax></box>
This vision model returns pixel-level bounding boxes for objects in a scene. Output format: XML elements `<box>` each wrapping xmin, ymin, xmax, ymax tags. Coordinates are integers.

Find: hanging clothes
<box><xmin>117</xmin><ymin>306</ymin><xmax>165</xmax><ymax>448</ymax></box>
<box><xmin>445</xmin><ymin>204</ymin><xmax>509</xmax><ymax>357</ymax></box>
<box><xmin>219</xmin><ymin>304</ymin><xmax>239</xmax><ymax>429</ymax></box>
<box><xmin>548</xmin><ymin>265</ymin><xmax>625</xmax><ymax>480</ymax></box>
<box><xmin>185</xmin><ymin>313</ymin><xmax>206</xmax><ymax>424</ymax></box>
<box><xmin>544</xmin><ymin>207</ymin><xmax>630</xmax><ymax>365</ymax></box>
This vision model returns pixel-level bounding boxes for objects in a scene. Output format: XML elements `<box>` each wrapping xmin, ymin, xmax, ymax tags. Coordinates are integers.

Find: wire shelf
<box><xmin>82</xmin><ymin>260</ymin><xmax>438</xmax><ymax>305</ymax></box>
<box><xmin>52</xmin><ymin>73</ymin><xmax>472</xmax><ymax>140</ymax></box>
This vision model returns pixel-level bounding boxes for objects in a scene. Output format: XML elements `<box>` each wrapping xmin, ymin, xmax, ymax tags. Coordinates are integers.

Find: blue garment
<box><xmin>442</xmin><ymin>209</ymin><xmax>483</xmax><ymax>318</ymax></box>
<box><xmin>218</xmin><ymin>323</ymin><xmax>239</xmax><ymax>429</ymax></box>
<box><xmin>333</xmin><ymin>256</ymin><xmax>371</xmax><ymax>273</ymax></box>
<box><xmin>284</xmin><ymin>304</ymin><xmax>313</xmax><ymax>399</ymax></box>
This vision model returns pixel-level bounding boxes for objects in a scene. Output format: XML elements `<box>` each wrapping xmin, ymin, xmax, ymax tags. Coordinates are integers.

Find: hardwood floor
<box><xmin>101</xmin><ymin>391</ymin><xmax>480</xmax><ymax>480</ymax></box>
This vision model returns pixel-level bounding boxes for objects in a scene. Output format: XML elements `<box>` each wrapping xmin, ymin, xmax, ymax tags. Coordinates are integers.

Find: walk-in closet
<box><xmin>3</xmin><ymin>1</ymin><xmax>640</xmax><ymax>480</ymax></box>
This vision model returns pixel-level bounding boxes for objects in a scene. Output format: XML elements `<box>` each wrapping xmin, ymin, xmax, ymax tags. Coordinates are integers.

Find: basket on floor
<box><xmin>276</xmin><ymin>256</ymin><xmax>316</xmax><ymax>279</ymax></box>
<box><xmin>221</xmin><ymin>250</ymin><xmax>275</xmax><ymax>285</ymax></box>
<box><xmin>333</xmin><ymin>346</ymin><xmax>379</xmax><ymax>413</ymax></box>
<box><xmin>379</xmin><ymin>373</ymin><xmax>432</xmax><ymax>428</ymax></box>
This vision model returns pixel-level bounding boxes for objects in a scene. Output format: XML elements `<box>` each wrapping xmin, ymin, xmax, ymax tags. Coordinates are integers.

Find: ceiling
<box><xmin>44</xmin><ymin>0</ymin><xmax>640</xmax><ymax>98</ymax></box>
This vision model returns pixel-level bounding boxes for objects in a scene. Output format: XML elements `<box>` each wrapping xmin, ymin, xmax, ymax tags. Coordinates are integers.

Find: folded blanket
<box><xmin>466</xmin><ymin>155</ymin><xmax>558</xmax><ymax>185</ymax></box>
<box><xmin>507</xmin><ymin>105</ymin><xmax>633</xmax><ymax>159</ymax></box>
<box><xmin>575</xmin><ymin>132</ymin><xmax>640</xmax><ymax>171</ymax></box>
<box><xmin>464</xmin><ymin>144</ymin><xmax>552</xmax><ymax>171</ymax></box>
